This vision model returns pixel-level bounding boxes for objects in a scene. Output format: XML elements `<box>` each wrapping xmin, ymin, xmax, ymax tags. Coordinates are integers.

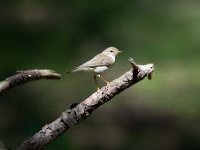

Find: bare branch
<box><xmin>0</xmin><ymin>69</ymin><xmax>61</xmax><ymax>95</ymax></box>
<box><xmin>17</xmin><ymin>59</ymin><xmax>154</xmax><ymax>150</ymax></box>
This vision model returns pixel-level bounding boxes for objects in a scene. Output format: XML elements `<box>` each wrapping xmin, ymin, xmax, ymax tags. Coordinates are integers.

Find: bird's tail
<box><xmin>66</xmin><ymin>70</ymin><xmax>72</xmax><ymax>73</ymax></box>
<box><xmin>66</xmin><ymin>68</ymin><xmax>81</xmax><ymax>73</ymax></box>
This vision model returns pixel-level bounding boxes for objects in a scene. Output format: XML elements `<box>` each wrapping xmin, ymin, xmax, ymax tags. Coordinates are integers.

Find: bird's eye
<box><xmin>110</xmin><ymin>50</ymin><xmax>113</xmax><ymax>52</ymax></box>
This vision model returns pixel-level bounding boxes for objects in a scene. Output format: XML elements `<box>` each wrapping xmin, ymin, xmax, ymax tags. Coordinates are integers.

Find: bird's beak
<box><xmin>118</xmin><ymin>51</ymin><xmax>122</xmax><ymax>54</ymax></box>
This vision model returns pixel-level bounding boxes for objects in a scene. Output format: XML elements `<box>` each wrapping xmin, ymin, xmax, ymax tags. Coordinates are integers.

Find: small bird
<box><xmin>67</xmin><ymin>47</ymin><xmax>122</xmax><ymax>90</ymax></box>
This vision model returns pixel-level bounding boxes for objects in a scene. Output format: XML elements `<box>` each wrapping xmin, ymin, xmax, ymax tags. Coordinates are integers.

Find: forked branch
<box><xmin>16</xmin><ymin>58</ymin><xmax>154</xmax><ymax>150</ymax></box>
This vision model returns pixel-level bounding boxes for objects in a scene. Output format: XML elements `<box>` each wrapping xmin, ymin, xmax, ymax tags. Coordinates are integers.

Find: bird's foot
<box><xmin>96</xmin><ymin>87</ymin><xmax>100</xmax><ymax>92</ymax></box>
<box><xmin>106</xmin><ymin>81</ymin><xmax>110</xmax><ymax>86</ymax></box>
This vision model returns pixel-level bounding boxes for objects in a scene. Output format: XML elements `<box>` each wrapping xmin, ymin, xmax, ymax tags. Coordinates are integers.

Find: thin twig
<box><xmin>0</xmin><ymin>69</ymin><xmax>61</xmax><ymax>95</ymax></box>
<box><xmin>16</xmin><ymin>58</ymin><xmax>154</xmax><ymax>150</ymax></box>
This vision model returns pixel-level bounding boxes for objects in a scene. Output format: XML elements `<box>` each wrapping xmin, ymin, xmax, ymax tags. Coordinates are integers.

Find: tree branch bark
<box><xmin>0</xmin><ymin>69</ymin><xmax>61</xmax><ymax>95</ymax></box>
<box><xmin>16</xmin><ymin>58</ymin><xmax>154</xmax><ymax>150</ymax></box>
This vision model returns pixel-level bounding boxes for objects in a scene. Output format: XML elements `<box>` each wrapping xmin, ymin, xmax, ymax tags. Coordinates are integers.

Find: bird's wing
<box><xmin>77</xmin><ymin>53</ymin><xmax>113</xmax><ymax>68</ymax></box>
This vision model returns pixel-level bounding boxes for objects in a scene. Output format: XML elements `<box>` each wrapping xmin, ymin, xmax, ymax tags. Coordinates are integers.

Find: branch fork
<box><xmin>128</xmin><ymin>57</ymin><xmax>154</xmax><ymax>80</ymax></box>
<box><xmin>0</xmin><ymin>58</ymin><xmax>154</xmax><ymax>150</ymax></box>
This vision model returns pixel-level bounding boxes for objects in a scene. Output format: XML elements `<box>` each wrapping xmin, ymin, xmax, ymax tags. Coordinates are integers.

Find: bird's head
<box><xmin>102</xmin><ymin>47</ymin><xmax>122</xmax><ymax>57</ymax></box>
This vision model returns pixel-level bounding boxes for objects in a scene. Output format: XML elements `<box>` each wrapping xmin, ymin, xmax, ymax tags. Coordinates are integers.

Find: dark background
<box><xmin>1</xmin><ymin>0</ymin><xmax>200</xmax><ymax>149</ymax></box>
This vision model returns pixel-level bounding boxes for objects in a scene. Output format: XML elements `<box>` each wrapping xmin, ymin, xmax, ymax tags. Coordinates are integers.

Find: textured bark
<box><xmin>0</xmin><ymin>69</ymin><xmax>61</xmax><ymax>95</ymax></box>
<box><xmin>16</xmin><ymin>58</ymin><xmax>154</xmax><ymax>150</ymax></box>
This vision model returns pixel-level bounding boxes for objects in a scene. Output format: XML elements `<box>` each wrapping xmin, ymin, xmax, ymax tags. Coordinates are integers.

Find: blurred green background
<box><xmin>1</xmin><ymin>0</ymin><xmax>200</xmax><ymax>149</ymax></box>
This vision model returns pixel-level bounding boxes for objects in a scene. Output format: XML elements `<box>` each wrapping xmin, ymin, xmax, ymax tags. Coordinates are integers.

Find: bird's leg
<box><xmin>97</xmin><ymin>74</ymin><xmax>110</xmax><ymax>85</ymax></box>
<box><xmin>93</xmin><ymin>75</ymin><xmax>100</xmax><ymax>91</ymax></box>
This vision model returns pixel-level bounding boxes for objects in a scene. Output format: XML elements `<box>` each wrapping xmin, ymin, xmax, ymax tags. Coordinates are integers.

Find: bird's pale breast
<box><xmin>94</xmin><ymin>66</ymin><xmax>109</xmax><ymax>73</ymax></box>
